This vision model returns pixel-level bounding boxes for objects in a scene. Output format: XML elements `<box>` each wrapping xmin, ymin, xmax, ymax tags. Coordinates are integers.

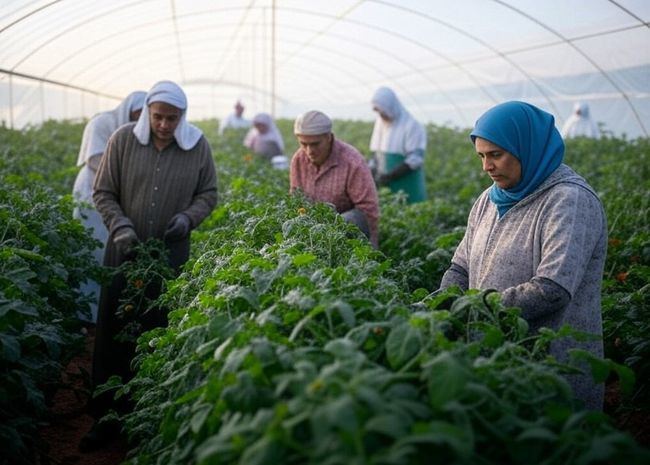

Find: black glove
<box><xmin>164</xmin><ymin>213</ymin><xmax>191</xmax><ymax>241</ymax></box>
<box><xmin>113</xmin><ymin>226</ymin><xmax>138</xmax><ymax>257</ymax></box>
<box><xmin>377</xmin><ymin>162</ymin><xmax>412</xmax><ymax>186</ymax></box>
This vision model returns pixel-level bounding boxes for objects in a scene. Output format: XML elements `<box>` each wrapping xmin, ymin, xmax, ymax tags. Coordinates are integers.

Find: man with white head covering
<box><xmin>72</xmin><ymin>90</ymin><xmax>146</xmax><ymax>323</ymax></box>
<box><xmin>81</xmin><ymin>80</ymin><xmax>217</xmax><ymax>451</ymax></box>
<box><xmin>219</xmin><ymin>100</ymin><xmax>251</xmax><ymax>135</ymax></box>
<box><xmin>561</xmin><ymin>102</ymin><xmax>601</xmax><ymax>139</ymax></box>
<box><xmin>243</xmin><ymin>112</ymin><xmax>285</xmax><ymax>161</ymax></box>
<box><xmin>369</xmin><ymin>86</ymin><xmax>427</xmax><ymax>203</ymax></box>
<box><xmin>290</xmin><ymin>110</ymin><xmax>380</xmax><ymax>247</ymax></box>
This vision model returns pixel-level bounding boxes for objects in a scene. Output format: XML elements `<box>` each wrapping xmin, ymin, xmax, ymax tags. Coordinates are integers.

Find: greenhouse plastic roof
<box><xmin>1</xmin><ymin>0</ymin><xmax>649</xmax><ymax>137</ymax></box>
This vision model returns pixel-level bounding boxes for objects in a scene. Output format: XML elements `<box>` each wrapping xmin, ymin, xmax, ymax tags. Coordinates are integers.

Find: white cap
<box><xmin>294</xmin><ymin>110</ymin><xmax>332</xmax><ymax>135</ymax></box>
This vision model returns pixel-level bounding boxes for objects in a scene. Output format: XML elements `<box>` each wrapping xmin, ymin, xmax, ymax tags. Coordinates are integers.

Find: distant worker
<box><xmin>243</xmin><ymin>112</ymin><xmax>285</xmax><ymax>162</ymax></box>
<box><xmin>290</xmin><ymin>110</ymin><xmax>380</xmax><ymax>247</ymax></box>
<box><xmin>369</xmin><ymin>86</ymin><xmax>427</xmax><ymax>203</ymax></box>
<box><xmin>561</xmin><ymin>102</ymin><xmax>601</xmax><ymax>139</ymax></box>
<box><xmin>219</xmin><ymin>100</ymin><xmax>251</xmax><ymax>135</ymax></box>
<box><xmin>81</xmin><ymin>80</ymin><xmax>218</xmax><ymax>451</ymax></box>
<box><xmin>72</xmin><ymin>90</ymin><xmax>146</xmax><ymax>323</ymax></box>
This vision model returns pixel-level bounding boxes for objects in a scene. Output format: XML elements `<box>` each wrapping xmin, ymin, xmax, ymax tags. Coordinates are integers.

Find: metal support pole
<box><xmin>9</xmin><ymin>74</ymin><xmax>14</xmax><ymax>129</ymax></box>
<box><xmin>271</xmin><ymin>0</ymin><xmax>276</xmax><ymax>117</ymax></box>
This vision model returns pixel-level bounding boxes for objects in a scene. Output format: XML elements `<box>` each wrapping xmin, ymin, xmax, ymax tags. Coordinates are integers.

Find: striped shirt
<box><xmin>290</xmin><ymin>137</ymin><xmax>379</xmax><ymax>246</ymax></box>
<box><xmin>93</xmin><ymin>123</ymin><xmax>217</xmax><ymax>241</ymax></box>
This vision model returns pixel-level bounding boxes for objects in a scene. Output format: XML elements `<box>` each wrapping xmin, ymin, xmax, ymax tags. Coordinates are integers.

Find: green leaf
<box><xmin>482</xmin><ymin>325</ymin><xmax>504</xmax><ymax>348</ymax></box>
<box><xmin>239</xmin><ymin>435</ymin><xmax>286</xmax><ymax>465</ymax></box>
<box><xmin>0</xmin><ymin>298</ymin><xmax>39</xmax><ymax>318</ymax></box>
<box><xmin>612</xmin><ymin>361</ymin><xmax>636</xmax><ymax>396</ymax></box>
<box><xmin>330</xmin><ymin>300</ymin><xmax>355</xmax><ymax>328</ymax></box>
<box><xmin>425</xmin><ymin>352</ymin><xmax>469</xmax><ymax>409</ymax></box>
<box><xmin>365</xmin><ymin>413</ymin><xmax>410</xmax><ymax>438</ymax></box>
<box><xmin>190</xmin><ymin>404</ymin><xmax>212</xmax><ymax>434</ymax></box>
<box><xmin>292</xmin><ymin>253</ymin><xmax>317</xmax><ymax>267</ymax></box>
<box><xmin>516</xmin><ymin>426</ymin><xmax>558</xmax><ymax>441</ymax></box>
<box><xmin>386</xmin><ymin>322</ymin><xmax>422</xmax><ymax>370</ymax></box>
<box><xmin>0</xmin><ymin>333</ymin><xmax>21</xmax><ymax>362</ymax></box>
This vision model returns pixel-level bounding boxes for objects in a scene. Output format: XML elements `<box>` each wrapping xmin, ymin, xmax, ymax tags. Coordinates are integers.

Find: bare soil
<box><xmin>37</xmin><ymin>327</ymin><xmax>128</xmax><ymax>465</ymax></box>
<box><xmin>605</xmin><ymin>380</ymin><xmax>650</xmax><ymax>448</ymax></box>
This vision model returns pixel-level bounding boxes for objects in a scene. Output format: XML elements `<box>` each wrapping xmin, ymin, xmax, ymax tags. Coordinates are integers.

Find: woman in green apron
<box><xmin>369</xmin><ymin>87</ymin><xmax>427</xmax><ymax>203</ymax></box>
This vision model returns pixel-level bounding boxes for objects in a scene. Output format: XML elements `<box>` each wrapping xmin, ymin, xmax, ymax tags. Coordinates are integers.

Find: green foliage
<box><xmin>0</xmin><ymin>120</ymin><xmax>84</xmax><ymax>196</ymax></box>
<box><xmin>118</xmin><ymin>166</ymin><xmax>647</xmax><ymax>464</ymax></box>
<box><xmin>0</xmin><ymin>178</ymin><xmax>102</xmax><ymax>464</ymax></box>
<box><xmin>1</xmin><ymin>119</ymin><xmax>649</xmax><ymax>463</ymax></box>
<box><xmin>115</xmin><ymin>240</ymin><xmax>176</xmax><ymax>343</ymax></box>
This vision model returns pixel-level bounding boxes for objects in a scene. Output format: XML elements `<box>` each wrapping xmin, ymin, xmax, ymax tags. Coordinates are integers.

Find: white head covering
<box><xmin>294</xmin><ymin>110</ymin><xmax>332</xmax><ymax>135</ymax></box>
<box><xmin>76</xmin><ymin>90</ymin><xmax>146</xmax><ymax>166</ymax></box>
<box><xmin>369</xmin><ymin>86</ymin><xmax>426</xmax><ymax>154</ymax></box>
<box><xmin>244</xmin><ymin>112</ymin><xmax>285</xmax><ymax>152</ymax></box>
<box><xmin>561</xmin><ymin>102</ymin><xmax>600</xmax><ymax>139</ymax></box>
<box><xmin>133</xmin><ymin>80</ymin><xmax>203</xmax><ymax>150</ymax></box>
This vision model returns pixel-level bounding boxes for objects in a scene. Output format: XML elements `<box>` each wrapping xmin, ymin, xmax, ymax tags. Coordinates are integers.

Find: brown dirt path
<box><xmin>37</xmin><ymin>327</ymin><xmax>128</xmax><ymax>465</ymax></box>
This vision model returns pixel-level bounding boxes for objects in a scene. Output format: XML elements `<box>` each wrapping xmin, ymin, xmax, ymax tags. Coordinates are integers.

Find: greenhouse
<box><xmin>1</xmin><ymin>1</ymin><xmax>649</xmax><ymax>464</ymax></box>
<box><xmin>2</xmin><ymin>0</ymin><xmax>649</xmax><ymax>136</ymax></box>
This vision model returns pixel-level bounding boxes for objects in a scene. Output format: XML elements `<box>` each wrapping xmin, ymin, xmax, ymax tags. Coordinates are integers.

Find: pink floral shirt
<box><xmin>290</xmin><ymin>137</ymin><xmax>380</xmax><ymax>247</ymax></box>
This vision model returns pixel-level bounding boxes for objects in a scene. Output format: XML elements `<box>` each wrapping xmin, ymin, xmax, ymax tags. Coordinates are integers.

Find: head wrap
<box><xmin>371</xmin><ymin>87</ymin><xmax>402</xmax><ymax>121</ymax></box>
<box><xmin>133</xmin><ymin>80</ymin><xmax>203</xmax><ymax>150</ymax></box>
<box><xmin>561</xmin><ymin>101</ymin><xmax>600</xmax><ymax>139</ymax></box>
<box><xmin>244</xmin><ymin>112</ymin><xmax>285</xmax><ymax>152</ymax></box>
<box><xmin>470</xmin><ymin>101</ymin><xmax>564</xmax><ymax>217</ymax></box>
<box><xmin>369</xmin><ymin>86</ymin><xmax>426</xmax><ymax>154</ymax></box>
<box><xmin>294</xmin><ymin>110</ymin><xmax>332</xmax><ymax>135</ymax></box>
<box><xmin>76</xmin><ymin>90</ymin><xmax>146</xmax><ymax>166</ymax></box>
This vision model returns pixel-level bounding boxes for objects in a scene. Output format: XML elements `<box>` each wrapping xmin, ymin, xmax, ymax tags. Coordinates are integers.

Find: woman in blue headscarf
<box><xmin>439</xmin><ymin>101</ymin><xmax>607</xmax><ymax>411</ymax></box>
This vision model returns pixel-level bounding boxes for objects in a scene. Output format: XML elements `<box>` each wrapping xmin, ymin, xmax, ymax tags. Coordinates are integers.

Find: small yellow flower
<box><xmin>297</xmin><ymin>207</ymin><xmax>307</xmax><ymax>215</ymax></box>
<box><xmin>307</xmin><ymin>378</ymin><xmax>324</xmax><ymax>393</ymax></box>
<box><xmin>124</xmin><ymin>304</ymin><xmax>135</xmax><ymax>313</ymax></box>
<box><xmin>243</xmin><ymin>153</ymin><xmax>253</xmax><ymax>163</ymax></box>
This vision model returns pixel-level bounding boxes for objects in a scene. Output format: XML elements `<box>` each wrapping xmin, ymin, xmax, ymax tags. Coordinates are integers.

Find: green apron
<box><xmin>385</xmin><ymin>152</ymin><xmax>426</xmax><ymax>203</ymax></box>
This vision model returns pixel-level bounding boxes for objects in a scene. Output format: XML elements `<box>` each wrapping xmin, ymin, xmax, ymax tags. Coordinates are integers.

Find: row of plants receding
<box><xmin>115</xmin><ymin>168</ymin><xmax>648</xmax><ymax>464</ymax></box>
<box><xmin>0</xmin><ymin>174</ymin><xmax>103</xmax><ymax>464</ymax></box>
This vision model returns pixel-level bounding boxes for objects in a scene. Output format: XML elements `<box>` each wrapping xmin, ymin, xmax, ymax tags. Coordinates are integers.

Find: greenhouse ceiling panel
<box><xmin>1</xmin><ymin>0</ymin><xmax>649</xmax><ymax>137</ymax></box>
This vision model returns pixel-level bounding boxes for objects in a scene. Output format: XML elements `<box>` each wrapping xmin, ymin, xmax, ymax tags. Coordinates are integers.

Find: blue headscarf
<box><xmin>470</xmin><ymin>101</ymin><xmax>564</xmax><ymax>217</ymax></box>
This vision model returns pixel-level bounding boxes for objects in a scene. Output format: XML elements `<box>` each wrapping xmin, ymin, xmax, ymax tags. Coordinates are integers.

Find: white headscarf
<box><xmin>76</xmin><ymin>90</ymin><xmax>146</xmax><ymax>166</ymax></box>
<box><xmin>561</xmin><ymin>102</ymin><xmax>601</xmax><ymax>139</ymax></box>
<box><xmin>133</xmin><ymin>80</ymin><xmax>203</xmax><ymax>150</ymax></box>
<box><xmin>369</xmin><ymin>87</ymin><xmax>426</xmax><ymax>154</ymax></box>
<box><xmin>244</xmin><ymin>112</ymin><xmax>285</xmax><ymax>152</ymax></box>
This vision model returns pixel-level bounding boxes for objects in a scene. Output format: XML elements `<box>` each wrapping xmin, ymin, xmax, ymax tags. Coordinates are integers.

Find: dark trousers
<box><xmin>87</xmin><ymin>236</ymin><xmax>188</xmax><ymax>420</ymax></box>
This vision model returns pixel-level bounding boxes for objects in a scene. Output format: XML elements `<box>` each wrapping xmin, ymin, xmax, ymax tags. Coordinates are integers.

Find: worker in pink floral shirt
<box><xmin>290</xmin><ymin>110</ymin><xmax>380</xmax><ymax>247</ymax></box>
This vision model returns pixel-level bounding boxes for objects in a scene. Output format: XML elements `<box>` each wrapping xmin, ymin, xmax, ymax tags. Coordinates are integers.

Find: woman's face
<box><xmin>254</xmin><ymin>122</ymin><xmax>269</xmax><ymax>134</ymax></box>
<box><xmin>373</xmin><ymin>106</ymin><xmax>392</xmax><ymax>122</ymax></box>
<box><xmin>474</xmin><ymin>137</ymin><xmax>522</xmax><ymax>189</ymax></box>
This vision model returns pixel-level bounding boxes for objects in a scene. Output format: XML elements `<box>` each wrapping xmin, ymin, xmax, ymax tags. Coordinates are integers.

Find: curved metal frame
<box><xmin>1</xmin><ymin>0</ymin><xmax>647</xmax><ymax>134</ymax></box>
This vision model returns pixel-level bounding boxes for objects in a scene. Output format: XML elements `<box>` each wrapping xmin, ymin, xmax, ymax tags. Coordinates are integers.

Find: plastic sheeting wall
<box><xmin>1</xmin><ymin>0</ymin><xmax>649</xmax><ymax>137</ymax></box>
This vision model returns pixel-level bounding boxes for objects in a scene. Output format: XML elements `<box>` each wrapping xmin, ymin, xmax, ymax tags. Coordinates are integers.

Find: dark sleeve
<box><xmin>501</xmin><ymin>277</ymin><xmax>571</xmax><ymax>321</ymax></box>
<box><xmin>183</xmin><ymin>138</ymin><xmax>218</xmax><ymax>229</ymax></box>
<box><xmin>92</xmin><ymin>129</ymin><xmax>134</xmax><ymax>234</ymax></box>
<box><xmin>439</xmin><ymin>262</ymin><xmax>469</xmax><ymax>291</ymax></box>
